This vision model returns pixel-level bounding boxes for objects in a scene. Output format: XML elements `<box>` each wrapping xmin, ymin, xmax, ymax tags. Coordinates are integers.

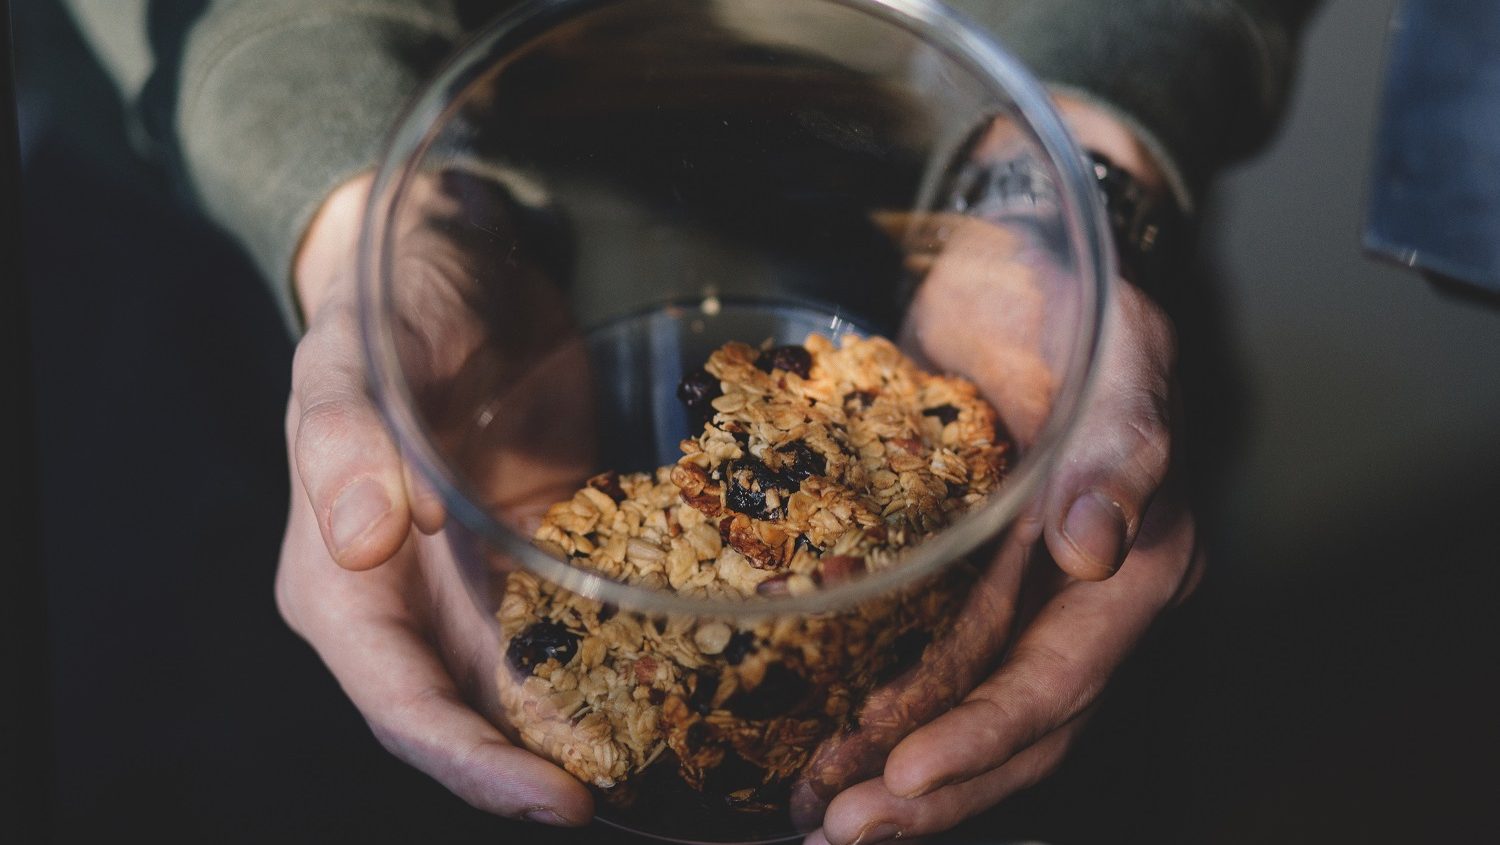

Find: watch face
<box><xmin>940</xmin><ymin>156</ymin><xmax>1061</xmax><ymax>223</ymax></box>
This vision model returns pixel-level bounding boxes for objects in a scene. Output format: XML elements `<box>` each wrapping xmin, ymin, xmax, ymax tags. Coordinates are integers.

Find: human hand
<box><xmin>797</xmin><ymin>102</ymin><xmax>1204</xmax><ymax>843</ymax></box>
<box><xmin>272</xmin><ymin>172</ymin><xmax>595</xmax><ymax>826</ymax></box>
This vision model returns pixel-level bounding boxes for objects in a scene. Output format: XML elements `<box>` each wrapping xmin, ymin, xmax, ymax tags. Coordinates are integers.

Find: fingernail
<box><xmin>330</xmin><ymin>477</ymin><xmax>392</xmax><ymax>555</ymax></box>
<box><xmin>522</xmin><ymin>807</ymin><xmax>573</xmax><ymax>826</ymax></box>
<box><xmin>1062</xmin><ymin>491</ymin><xmax>1127</xmax><ymax>574</ymax></box>
<box><xmin>852</xmin><ymin>821</ymin><xmax>903</xmax><ymax>845</ymax></box>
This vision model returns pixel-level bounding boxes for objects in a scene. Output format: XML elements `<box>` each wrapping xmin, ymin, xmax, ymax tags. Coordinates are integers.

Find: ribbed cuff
<box><xmin>176</xmin><ymin>1</ymin><xmax>462</xmax><ymax>334</ymax></box>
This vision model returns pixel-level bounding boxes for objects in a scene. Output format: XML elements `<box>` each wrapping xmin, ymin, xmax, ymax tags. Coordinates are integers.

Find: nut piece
<box><xmin>693</xmin><ymin>622</ymin><xmax>734</xmax><ymax>655</ymax></box>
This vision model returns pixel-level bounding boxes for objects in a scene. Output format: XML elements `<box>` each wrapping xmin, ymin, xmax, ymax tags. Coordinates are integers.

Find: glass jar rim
<box><xmin>358</xmin><ymin>0</ymin><xmax>1114</xmax><ymax>619</ymax></box>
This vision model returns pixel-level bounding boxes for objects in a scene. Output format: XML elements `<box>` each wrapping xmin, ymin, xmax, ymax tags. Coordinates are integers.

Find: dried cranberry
<box><xmin>677</xmin><ymin>368</ymin><xmax>722</xmax><ymax>426</ymax></box>
<box><xmin>723</xmin><ymin>630</ymin><xmax>757</xmax><ymax>666</ymax></box>
<box><xmin>506</xmin><ymin>621</ymin><xmax>580</xmax><ymax>676</ymax></box>
<box><xmin>774</xmin><ymin>441</ymin><xmax>826</xmax><ymax>483</ymax></box>
<box><xmin>726</xmin><ymin>663</ymin><xmax>810</xmax><ymax>720</ymax></box>
<box><xmin>755</xmin><ymin>345</ymin><xmax>812</xmax><ymax>379</ymax></box>
<box><xmin>587</xmin><ymin>470</ymin><xmax>627</xmax><ymax>502</ymax></box>
<box><xmin>922</xmin><ymin>404</ymin><xmax>961</xmax><ymax>426</ymax></box>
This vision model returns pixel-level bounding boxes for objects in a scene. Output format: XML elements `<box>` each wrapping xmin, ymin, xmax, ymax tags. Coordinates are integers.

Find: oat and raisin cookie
<box><xmin>497</xmin><ymin>334</ymin><xmax>1009</xmax><ymax>808</ymax></box>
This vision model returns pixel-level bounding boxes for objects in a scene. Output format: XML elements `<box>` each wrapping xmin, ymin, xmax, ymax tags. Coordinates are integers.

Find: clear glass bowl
<box><xmin>359</xmin><ymin>1</ymin><xmax>1109</xmax><ymax>841</ymax></box>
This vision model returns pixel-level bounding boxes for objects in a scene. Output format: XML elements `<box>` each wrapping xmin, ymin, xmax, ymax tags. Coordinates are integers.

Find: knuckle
<box><xmin>295</xmin><ymin>396</ymin><xmax>366</xmax><ymax>463</ymax></box>
<box><xmin>1119</xmin><ymin>401</ymin><xmax>1173</xmax><ymax>484</ymax></box>
<box><xmin>998</xmin><ymin>641</ymin><xmax>1093</xmax><ymax>723</ymax></box>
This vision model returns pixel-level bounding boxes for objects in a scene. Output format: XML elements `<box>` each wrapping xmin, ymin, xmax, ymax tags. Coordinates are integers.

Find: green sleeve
<box><xmin>949</xmin><ymin>0</ymin><xmax>1321</xmax><ymax>211</ymax></box>
<box><xmin>62</xmin><ymin>0</ymin><xmax>474</xmax><ymax>331</ymax></box>
<box><xmin>64</xmin><ymin>0</ymin><xmax>1319</xmax><ymax>325</ymax></box>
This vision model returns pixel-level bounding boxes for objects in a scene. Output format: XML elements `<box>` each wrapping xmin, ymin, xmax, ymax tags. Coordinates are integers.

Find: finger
<box><xmin>796</xmin><ymin>536</ymin><xmax>1030</xmax><ymax>823</ymax></box>
<box><xmin>402</xmin><ymin>455</ymin><xmax>447</xmax><ymax>535</ymax></box>
<box><xmin>291</xmin><ymin>300</ymin><xmax>412</xmax><ymax>570</ymax></box>
<box><xmin>1044</xmin><ymin>280</ymin><xmax>1177</xmax><ymax>580</ymax></box>
<box><xmin>883</xmin><ymin>490</ymin><xmax>1193</xmax><ymax>799</ymax></box>
<box><xmin>820</xmin><ymin>719</ymin><xmax>1082</xmax><ymax>845</ymax></box>
<box><xmin>298</xmin><ymin>553</ymin><xmax>594</xmax><ymax>824</ymax></box>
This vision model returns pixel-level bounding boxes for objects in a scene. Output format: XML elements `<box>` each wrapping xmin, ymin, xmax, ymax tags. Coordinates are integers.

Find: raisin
<box><xmin>725</xmin><ymin>663</ymin><xmax>810</xmax><ymax>720</ymax></box>
<box><xmin>922</xmin><ymin>404</ymin><xmax>961</xmax><ymax>426</ymax></box>
<box><xmin>724</xmin><ymin>457</ymin><xmax>791</xmax><ymax>520</ymax></box>
<box><xmin>689</xmin><ymin>669</ymin><xmax>720</xmax><ymax>715</ymax></box>
<box><xmin>506</xmin><ymin>621</ymin><xmax>580</xmax><ymax>676</ymax></box>
<box><xmin>677</xmin><ymin>368</ymin><xmax>722</xmax><ymax>426</ymax></box>
<box><xmin>587</xmin><ymin>470</ymin><xmax>627</xmax><ymax>502</ymax></box>
<box><xmin>754</xmin><ymin>345</ymin><xmax>812</xmax><ymax>379</ymax></box>
<box><xmin>793</xmin><ymin>534</ymin><xmax>823</xmax><ymax>558</ymax></box>
<box><xmin>723</xmin><ymin>630</ymin><xmax>757</xmax><ymax>665</ymax></box>
<box><xmin>774</xmin><ymin>441</ymin><xmax>826</xmax><ymax>483</ymax></box>
<box><xmin>648</xmin><ymin>688</ymin><xmax>666</xmax><ymax>705</ymax></box>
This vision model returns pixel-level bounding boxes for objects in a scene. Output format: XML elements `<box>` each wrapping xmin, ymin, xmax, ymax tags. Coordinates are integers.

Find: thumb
<box><xmin>290</xmin><ymin>298</ymin><xmax>413</xmax><ymax>571</ymax></box>
<box><xmin>1043</xmin><ymin>282</ymin><xmax>1176</xmax><ymax>580</ymax></box>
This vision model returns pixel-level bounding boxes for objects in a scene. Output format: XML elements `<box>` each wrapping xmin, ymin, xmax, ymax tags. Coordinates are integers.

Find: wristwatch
<box><xmin>938</xmin><ymin>148</ymin><xmax>1180</xmax><ymax>296</ymax></box>
<box><xmin>1086</xmin><ymin>151</ymin><xmax>1179</xmax><ymax>295</ymax></box>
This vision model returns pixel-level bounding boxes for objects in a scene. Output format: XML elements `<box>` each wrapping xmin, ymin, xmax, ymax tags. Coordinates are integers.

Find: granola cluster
<box><xmin>497</xmin><ymin>334</ymin><xmax>1009</xmax><ymax>810</ymax></box>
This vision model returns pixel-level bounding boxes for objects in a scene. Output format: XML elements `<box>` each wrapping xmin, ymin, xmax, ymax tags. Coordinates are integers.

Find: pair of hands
<box><xmin>273</xmin><ymin>104</ymin><xmax>1202</xmax><ymax>843</ymax></box>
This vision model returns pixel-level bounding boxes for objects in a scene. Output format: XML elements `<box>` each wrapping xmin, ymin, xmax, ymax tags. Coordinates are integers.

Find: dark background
<box><xmin>11</xmin><ymin>0</ymin><xmax>1500</xmax><ymax>842</ymax></box>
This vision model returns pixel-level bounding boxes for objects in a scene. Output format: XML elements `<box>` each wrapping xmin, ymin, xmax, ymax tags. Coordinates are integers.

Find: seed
<box><xmin>756</xmin><ymin>575</ymin><xmax>790</xmax><ymax>597</ymax></box>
